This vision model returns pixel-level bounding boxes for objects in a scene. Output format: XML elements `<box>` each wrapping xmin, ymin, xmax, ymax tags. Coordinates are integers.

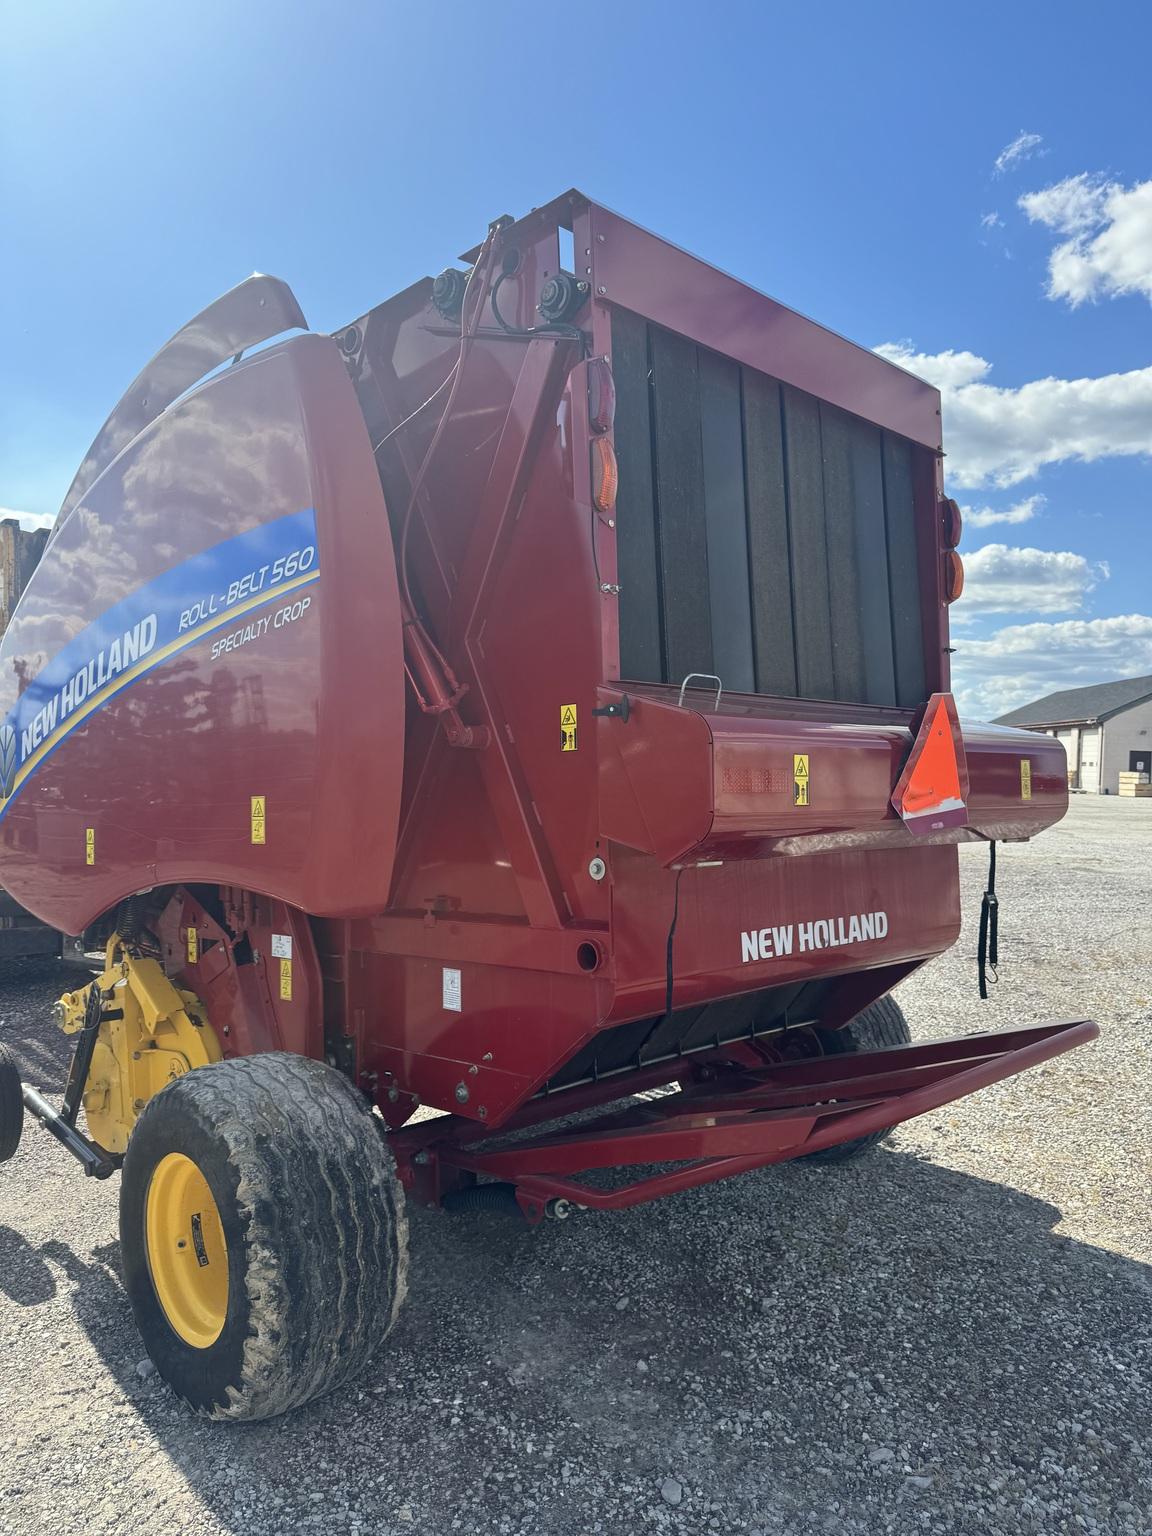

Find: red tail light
<box><xmin>944</xmin><ymin>550</ymin><xmax>965</xmax><ymax>602</ymax></box>
<box><xmin>942</xmin><ymin>497</ymin><xmax>963</xmax><ymax>549</ymax></box>
<box><xmin>587</xmin><ymin>357</ymin><xmax>616</xmax><ymax>433</ymax></box>
<box><xmin>592</xmin><ymin>436</ymin><xmax>618</xmax><ymax>514</ymax></box>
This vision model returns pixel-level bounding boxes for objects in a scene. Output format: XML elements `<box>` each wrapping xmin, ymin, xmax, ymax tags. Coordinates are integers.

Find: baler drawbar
<box><xmin>0</xmin><ymin>191</ymin><xmax>1094</xmax><ymax>1420</ymax></box>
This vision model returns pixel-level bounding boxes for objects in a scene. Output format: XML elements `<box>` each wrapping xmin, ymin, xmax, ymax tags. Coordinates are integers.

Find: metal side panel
<box><xmin>597</xmin><ymin>686</ymin><xmax>1068</xmax><ymax>868</ymax></box>
<box><xmin>611</xmin><ymin>308</ymin><xmax>663</xmax><ymax>683</ymax></box>
<box><xmin>819</xmin><ymin>403</ymin><xmax>867</xmax><ymax>701</ymax></box>
<box><xmin>699</xmin><ymin>350</ymin><xmax>754</xmax><ymax>693</ymax></box>
<box><xmin>0</xmin><ymin>334</ymin><xmax>404</xmax><ymax>932</ymax></box>
<box><xmin>54</xmin><ymin>275</ymin><xmax>307</xmax><ymax>532</ymax></box>
<box><xmin>781</xmin><ymin>385</ymin><xmax>835</xmax><ymax>700</ymax></box>
<box><xmin>648</xmin><ymin>326</ymin><xmax>713</xmax><ymax>684</ymax></box>
<box><xmin>882</xmin><ymin>432</ymin><xmax>927</xmax><ymax>707</ymax></box>
<box><xmin>742</xmin><ymin>370</ymin><xmax>797</xmax><ymax>696</ymax></box>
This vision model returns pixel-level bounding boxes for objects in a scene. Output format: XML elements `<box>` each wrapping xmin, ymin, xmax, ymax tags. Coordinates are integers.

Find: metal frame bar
<box><xmin>392</xmin><ymin>1019</ymin><xmax>1096</xmax><ymax>1220</ymax></box>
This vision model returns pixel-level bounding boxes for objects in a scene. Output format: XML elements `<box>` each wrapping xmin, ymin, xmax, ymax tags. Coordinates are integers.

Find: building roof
<box><xmin>994</xmin><ymin>673</ymin><xmax>1152</xmax><ymax>728</ymax></box>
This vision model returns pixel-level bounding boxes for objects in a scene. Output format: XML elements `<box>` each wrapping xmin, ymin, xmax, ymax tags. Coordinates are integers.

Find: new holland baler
<box><xmin>0</xmin><ymin>191</ymin><xmax>1094</xmax><ymax>1421</ymax></box>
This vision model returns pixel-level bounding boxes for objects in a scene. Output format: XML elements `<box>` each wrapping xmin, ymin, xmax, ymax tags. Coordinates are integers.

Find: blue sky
<box><xmin>3</xmin><ymin>0</ymin><xmax>1149</xmax><ymax>717</ymax></box>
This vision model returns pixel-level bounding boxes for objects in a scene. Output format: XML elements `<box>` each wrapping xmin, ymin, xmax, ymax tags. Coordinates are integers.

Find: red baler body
<box><xmin>0</xmin><ymin>193</ymin><xmax>1087</xmax><ymax>1205</ymax></box>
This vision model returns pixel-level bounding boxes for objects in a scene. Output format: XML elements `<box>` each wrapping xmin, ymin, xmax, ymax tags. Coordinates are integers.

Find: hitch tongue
<box><xmin>20</xmin><ymin>1083</ymin><xmax>117</xmax><ymax>1179</ymax></box>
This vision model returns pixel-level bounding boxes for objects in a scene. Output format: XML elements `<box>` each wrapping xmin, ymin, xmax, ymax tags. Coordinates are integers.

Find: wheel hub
<box><xmin>145</xmin><ymin>1152</ymin><xmax>228</xmax><ymax>1348</ymax></box>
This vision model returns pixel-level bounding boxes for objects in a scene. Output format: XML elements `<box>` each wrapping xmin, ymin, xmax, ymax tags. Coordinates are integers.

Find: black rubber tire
<box><xmin>120</xmin><ymin>1052</ymin><xmax>407</xmax><ymax>1421</ymax></box>
<box><xmin>802</xmin><ymin>996</ymin><xmax>912</xmax><ymax>1165</ymax></box>
<box><xmin>0</xmin><ymin>1043</ymin><xmax>23</xmax><ymax>1163</ymax></box>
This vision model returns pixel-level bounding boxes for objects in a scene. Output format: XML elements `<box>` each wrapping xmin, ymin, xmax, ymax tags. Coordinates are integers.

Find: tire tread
<box><xmin>0</xmin><ymin>1042</ymin><xmax>24</xmax><ymax>1163</ymax></box>
<box><xmin>802</xmin><ymin>996</ymin><xmax>912</xmax><ymax>1165</ymax></box>
<box><xmin>123</xmin><ymin>1052</ymin><xmax>407</xmax><ymax>1422</ymax></box>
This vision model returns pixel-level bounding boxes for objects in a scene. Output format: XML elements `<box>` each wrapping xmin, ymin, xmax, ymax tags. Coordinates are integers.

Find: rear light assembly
<box><xmin>592</xmin><ymin>436</ymin><xmax>618</xmax><ymax>515</ymax></box>
<box><xmin>941</xmin><ymin>497</ymin><xmax>963</xmax><ymax>602</ymax></box>
<box><xmin>942</xmin><ymin>496</ymin><xmax>963</xmax><ymax>549</ymax></box>
<box><xmin>586</xmin><ymin>357</ymin><xmax>616</xmax><ymax>433</ymax></box>
<box><xmin>588</xmin><ymin>358</ymin><xmax>618</xmax><ymax>514</ymax></box>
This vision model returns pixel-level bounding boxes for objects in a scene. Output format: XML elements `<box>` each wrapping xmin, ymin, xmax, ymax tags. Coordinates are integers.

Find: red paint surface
<box><xmin>406</xmin><ymin>1019</ymin><xmax>1097</xmax><ymax>1216</ymax></box>
<box><xmin>0</xmin><ymin>336</ymin><xmax>405</xmax><ymax>929</ymax></box>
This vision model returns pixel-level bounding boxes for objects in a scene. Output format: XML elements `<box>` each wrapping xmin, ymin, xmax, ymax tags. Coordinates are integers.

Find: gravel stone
<box><xmin>1</xmin><ymin>798</ymin><xmax>1150</xmax><ymax>1535</ymax></box>
<box><xmin>660</xmin><ymin>1477</ymin><xmax>684</xmax><ymax>1506</ymax></box>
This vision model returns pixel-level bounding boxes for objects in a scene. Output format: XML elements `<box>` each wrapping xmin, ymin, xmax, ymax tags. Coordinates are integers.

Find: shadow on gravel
<box><xmin>12</xmin><ymin>1147</ymin><xmax>1152</xmax><ymax>1534</ymax></box>
<box><xmin>0</xmin><ymin>1226</ymin><xmax>57</xmax><ymax>1304</ymax></box>
<box><xmin>4</xmin><ymin>956</ymin><xmax>1148</xmax><ymax>1533</ymax></box>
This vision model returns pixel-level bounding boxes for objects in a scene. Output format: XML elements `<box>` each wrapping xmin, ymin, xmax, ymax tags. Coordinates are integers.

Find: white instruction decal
<box><xmin>271</xmin><ymin>933</ymin><xmax>293</xmax><ymax>959</ymax></box>
<box><xmin>442</xmin><ymin>967</ymin><xmax>462</xmax><ymax>1012</ymax></box>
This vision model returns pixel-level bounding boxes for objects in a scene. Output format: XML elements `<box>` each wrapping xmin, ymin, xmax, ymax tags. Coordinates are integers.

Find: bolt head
<box><xmin>454</xmin><ymin>1082</ymin><xmax>470</xmax><ymax>1104</ymax></box>
<box><xmin>588</xmin><ymin>857</ymin><xmax>607</xmax><ymax>881</ymax></box>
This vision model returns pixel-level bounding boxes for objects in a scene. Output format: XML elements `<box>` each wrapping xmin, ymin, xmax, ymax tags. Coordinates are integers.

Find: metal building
<box><xmin>0</xmin><ymin>517</ymin><xmax>49</xmax><ymax>637</ymax></box>
<box><xmin>995</xmin><ymin>674</ymin><xmax>1152</xmax><ymax>795</ymax></box>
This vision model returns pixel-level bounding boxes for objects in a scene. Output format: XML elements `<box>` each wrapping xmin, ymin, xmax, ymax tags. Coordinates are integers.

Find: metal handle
<box><xmin>677</xmin><ymin>673</ymin><xmax>724</xmax><ymax>709</ymax></box>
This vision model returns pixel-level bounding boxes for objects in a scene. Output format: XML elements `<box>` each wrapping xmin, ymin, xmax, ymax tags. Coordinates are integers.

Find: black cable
<box><xmin>977</xmin><ymin>840</ymin><xmax>999</xmax><ymax>999</ymax></box>
<box><xmin>636</xmin><ymin>868</ymin><xmax>685</xmax><ymax>1065</ymax></box>
<box><xmin>489</xmin><ymin>271</ymin><xmax>518</xmax><ymax>333</ymax></box>
<box><xmin>664</xmin><ymin>866</ymin><xmax>684</xmax><ymax>1019</ymax></box>
<box><xmin>490</xmin><ymin>271</ymin><xmax>589</xmax><ymax>350</ymax></box>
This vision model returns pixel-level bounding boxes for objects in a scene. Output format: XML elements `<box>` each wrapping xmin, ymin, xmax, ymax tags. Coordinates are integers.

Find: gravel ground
<box><xmin>1</xmin><ymin>795</ymin><xmax>1149</xmax><ymax>1536</ymax></box>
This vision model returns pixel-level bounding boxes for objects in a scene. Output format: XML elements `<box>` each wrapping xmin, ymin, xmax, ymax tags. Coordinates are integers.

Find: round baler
<box><xmin>0</xmin><ymin>193</ymin><xmax>1095</xmax><ymax>1419</ymax></box>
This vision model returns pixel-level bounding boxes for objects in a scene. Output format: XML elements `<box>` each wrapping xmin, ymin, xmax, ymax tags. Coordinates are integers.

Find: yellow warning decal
<box><xmin>251</xmin><ymin>795</ymin><xmax>266</xmax><ymax>845</ymax></box>
<box><xmin>186</xmin><ymin>927</ymin><xmax>199</xmax><ymax>964</ymax></box>
<box><xmin>85</xmin><ymin>827</ymin><xmax>95</xmax><ymax>865</ymax></box>
<box><xmin>279</xmin><ymin>957</ymin><xmax>292</xmax><ymax>1001</ymax></box>
<box><xmin>560</xmin><ymin>703</ymin><xmax>578</xmax><ymax>752</ymax></box>
<box><xmin>793</xmin><ymin>754</ymin><xmax>809</xmax><ymax>807</ymax></box>
<box><xmin>1020</xmin><ymin>760</ymin><xmax>1032</xmax><ymax>800</ymax></box>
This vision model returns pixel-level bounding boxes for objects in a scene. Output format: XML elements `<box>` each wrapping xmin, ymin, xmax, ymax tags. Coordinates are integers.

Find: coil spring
<box><xmin>115</xmin><ymin>894</ymin><xmax>147</xmax><ymax>949</ymax></box>
<box><xmin>441</xmin><ymin>1182</ymin><xmax>521</xmax><ymax>1216</ymax></box>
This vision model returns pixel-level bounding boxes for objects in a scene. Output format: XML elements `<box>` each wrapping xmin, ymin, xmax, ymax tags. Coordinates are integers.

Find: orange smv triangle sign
<box><xmin>890</xmin><ymin>692</ymin><xmax>970</xmax><ymax>836</ymax></box>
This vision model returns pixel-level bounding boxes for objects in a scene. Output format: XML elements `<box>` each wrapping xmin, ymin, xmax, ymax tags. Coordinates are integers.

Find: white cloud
<box><xmin>1019</xmin><ymin>173</ymin><xmax>1109</xmax><ymax>234</ymax></box>
<box><xmin>994</xmin><ymin>131</ymin><xmax>1044</xmax><ymax>175</ymax></box>
<box><xmin>952</xmin><ymin>614</ymin><xmax>1152</xmax><ymax>719</ymax></box>
<box><xmin>957</xmin><ymin>543</ymin><xmax>1107</xmax><ymax>617</ymax></box>
<box><xmin>1019</xmin><ymin>175</ymin><xmax>1152</xmax><ymax>305</ymax></box>
<box><xmin>0</xmin><ymin>507</ymin><xmax>55</xmax><ymax>533</ymax></box>
<box><xmin>980</xmin><ymin>211</ymin><xmax>1004</xmax><ymax>229</ymax></box>
<box><xmin>884</xmin><ymin>346</ymin><xmax>991</xmax><ymax>390</ymax></box>
<box><xmin>875</xmin><ymin>341</ymin><xmax>1152</xmax><ymax>487</ymax></box>
<box><xmin>963</xmin><ymin>495</ymin><xmax>1042</xmax><ymax>529</ymax></box>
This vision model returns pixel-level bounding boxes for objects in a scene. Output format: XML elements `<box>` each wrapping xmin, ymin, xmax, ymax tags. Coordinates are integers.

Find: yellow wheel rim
<box><xmin>145</xmin><ymin>1152</ymin><xmax>229</xmax><ymax>1348</ymax></box>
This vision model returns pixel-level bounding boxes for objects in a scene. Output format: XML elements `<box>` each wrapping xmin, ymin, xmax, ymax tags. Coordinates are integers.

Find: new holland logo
<box><xmin>0</xmin><ymin>722</ymin><xmax>16</xmax><ymax>800</ymax></box>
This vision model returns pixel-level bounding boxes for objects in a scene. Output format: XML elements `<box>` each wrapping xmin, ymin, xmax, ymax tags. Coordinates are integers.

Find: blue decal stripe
<box><xmin>0</xmin><ymin>509</ymin><xmax>319</xmax><ymax>820</ymax></box>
